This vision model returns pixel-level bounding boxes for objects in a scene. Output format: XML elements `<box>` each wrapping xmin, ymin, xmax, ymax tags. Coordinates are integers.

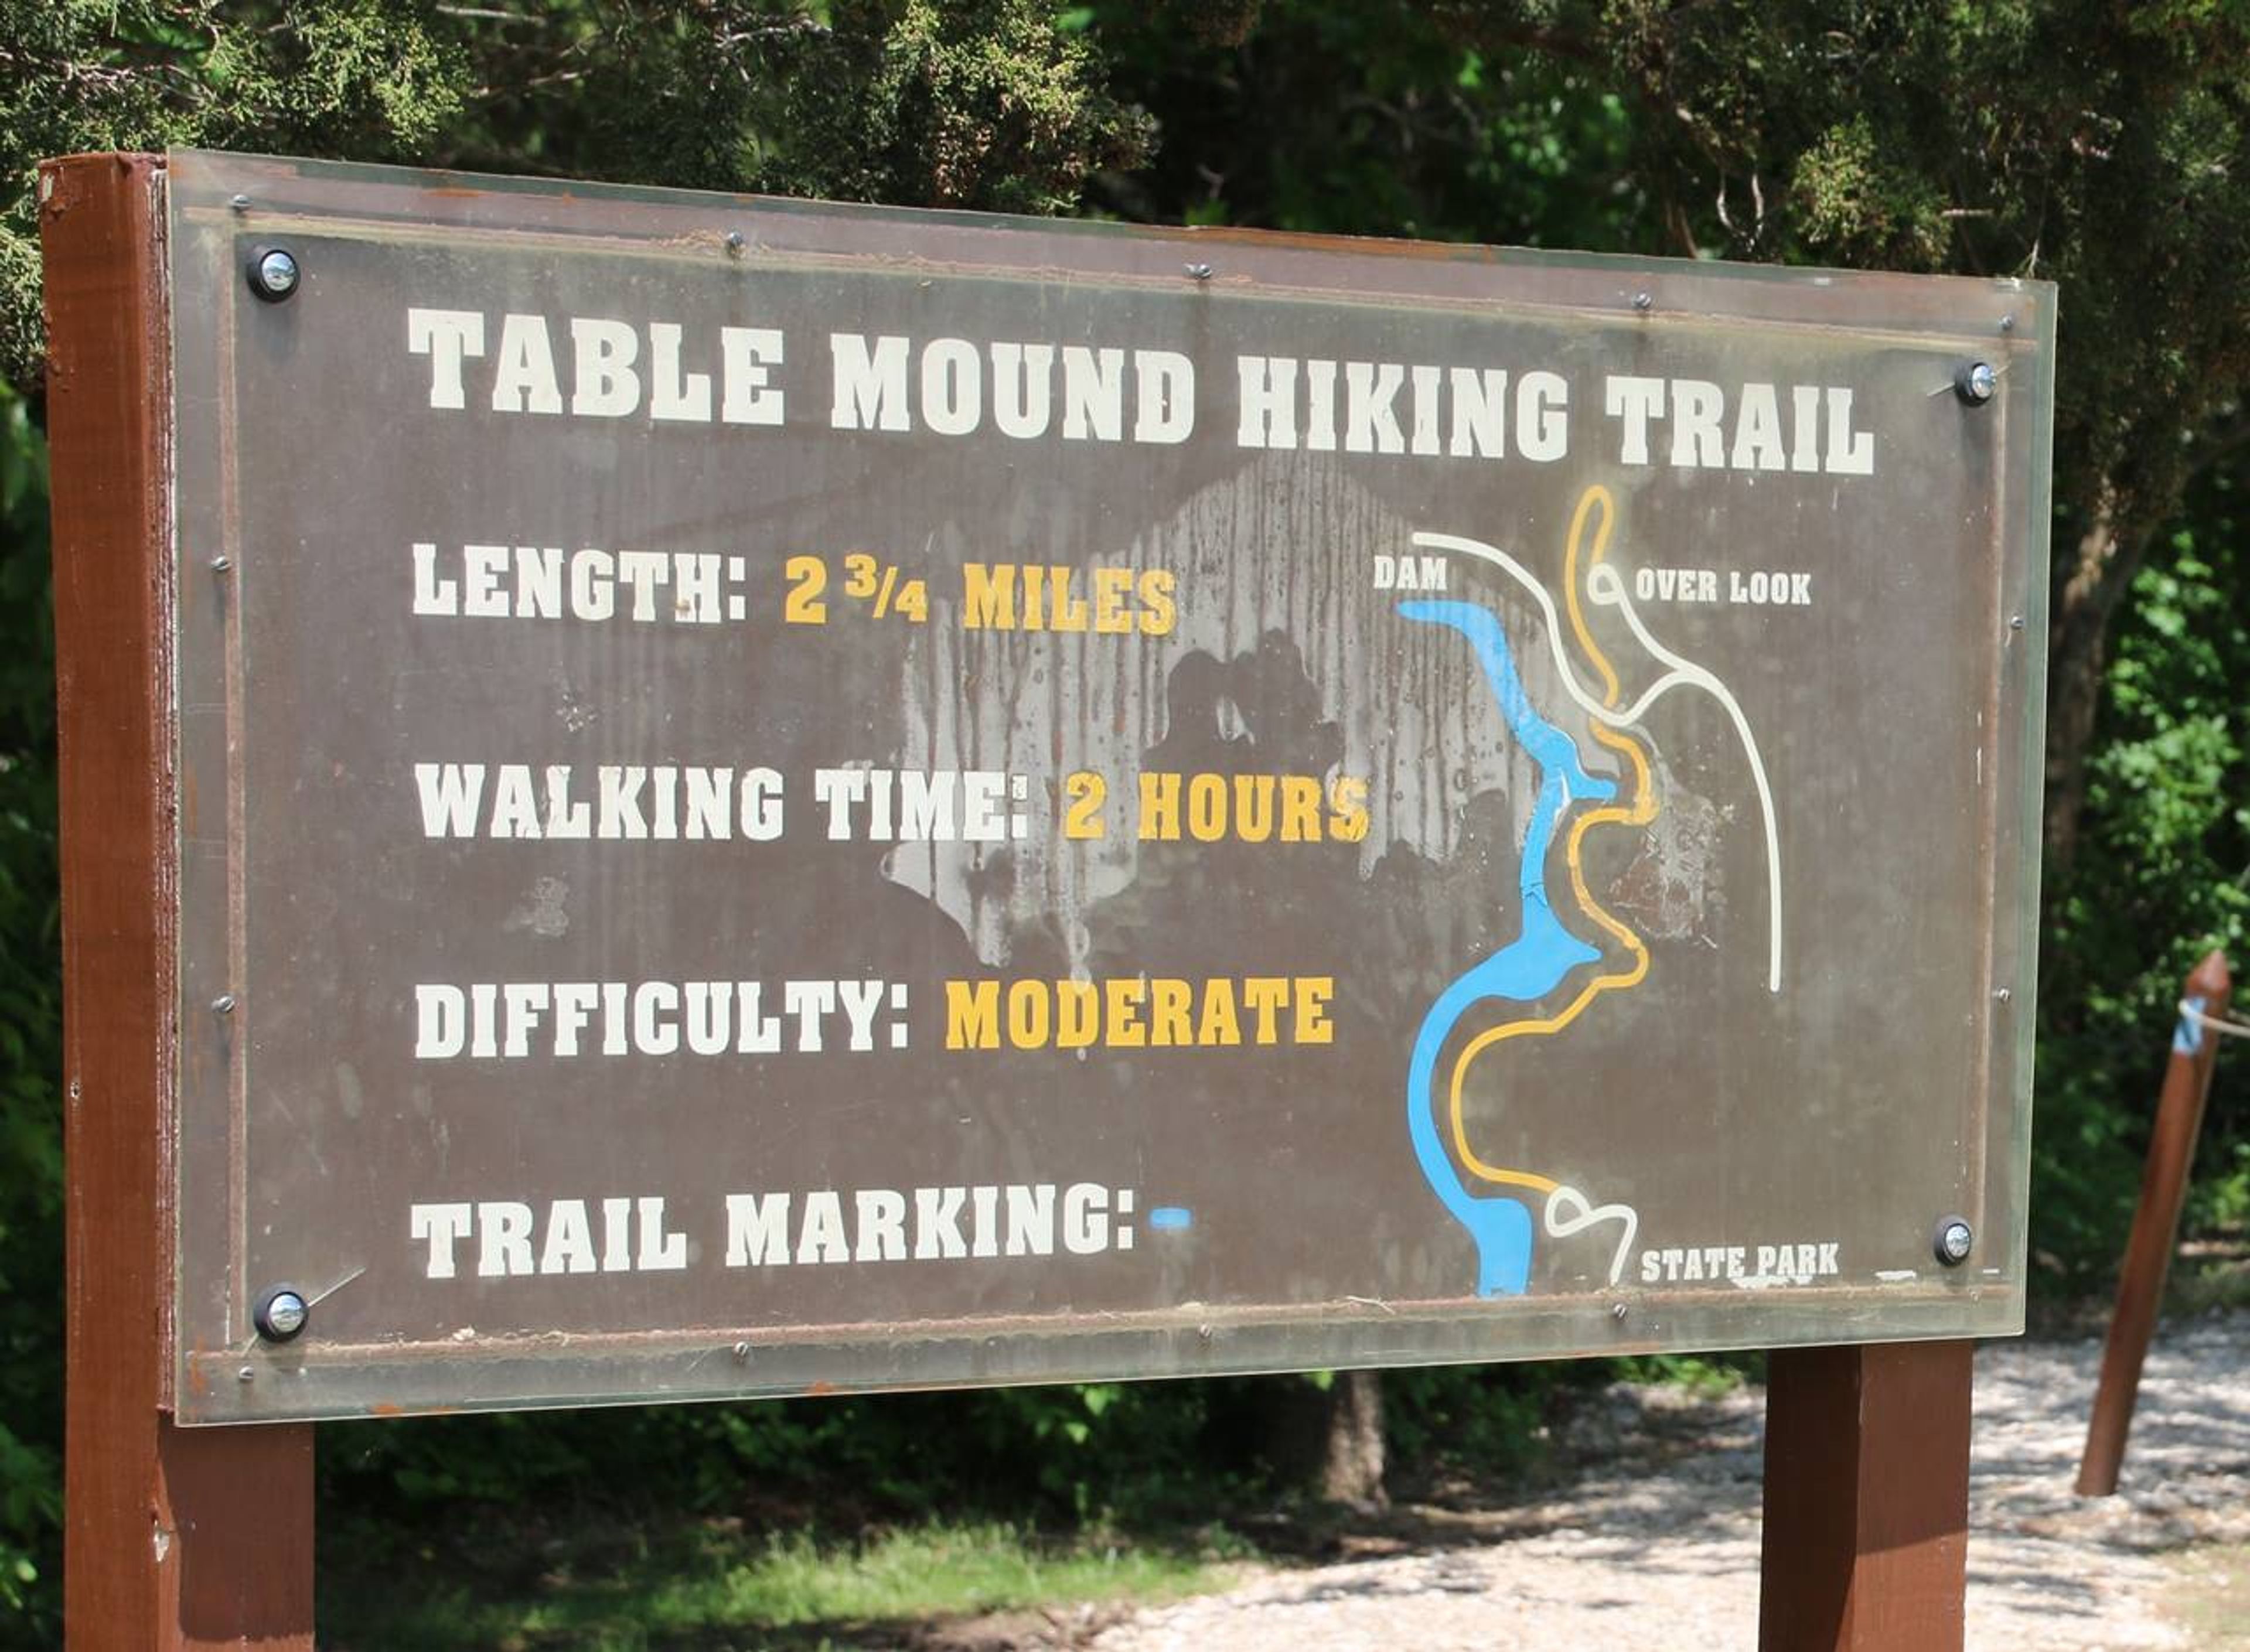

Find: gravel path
<box><xmin>1088</xmin><ymin>1313</ymin><xmax>2250</xmax><ymax>1652</ymax></box>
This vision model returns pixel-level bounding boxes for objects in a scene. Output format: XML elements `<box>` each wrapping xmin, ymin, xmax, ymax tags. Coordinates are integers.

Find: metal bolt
<box><xmin>212</xmin><ymin>994</ymin><xmax>236</xmax><ymax>1015</ymax></box>
<box><xmin>237</xmin><ymin>1366</ymin><xmax>255</xmax><ymax>1383</ymax></box>
<box><xmin>1994</xmin><ymin>987</ymin><xmax>2013</xmax><ymax>1004</ymax></box>
<box><xmin>1611</xmin><ymin>1302</ymin><xmax>1629</xmax><ymax>1322</ymax></box>
<box><xmin>731</xmin><ymin>1340</ymin><xmax>752</xmax><ymax>1362</ymax></box>
<box><xmin>246</xmin><ymin>246</ymin><xmax>300</xmax><ymax>303</ymax></box>
<box><xmin>1185</xmin><ymin>262</ymin><xmax>1213</xmax><ymax>282</ymax></box>
<box><xmin>2009</xmin><ymin>615</ymin><xmax>2025</xmax><ymax>630</ymax></box>
<box><xmin>1632</xmin><ymin>291</ymin><xmax>1653</xmax><ymax>312</ymax></box>
<box><xmin>254</xmin><ymin>1285</ymin><xmax>309</xmax><ymax>1343</ymax></box>
<box><xmin>724</xmin><ymin>230</ymin><xmax>745</xmax><ymax>255</ymax></box>
<box><xmin>1934</xmin><ymin>1216</ymin><xmax>1975</xmax><ymax>1267</ymax></box>
<box><xmin>229</xmin><ymin>193</ymin><xmax>251</xmax><ymax>214</ymax></box>
<box><xmin>210</xmin><ymin>555</ymin><xmax>231</xmax><ymax>573</ymax></box>
<box><xmin>1196</xmin><ymin>1323</ymin><xmax>1214</xmax><ymax>1342</ymax></box>
<box><xmin>1999</xmin><ymin>313</ymin><xmax>2016</xmax><ymax>333</ymax></box>
<box><xmin>1955</xmin><ymin>360</ymin><xmax>1998</xmax><ymax>404</ymax></box>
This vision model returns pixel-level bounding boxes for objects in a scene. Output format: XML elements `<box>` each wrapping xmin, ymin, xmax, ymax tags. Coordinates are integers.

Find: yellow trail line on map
<box><xmin>1446</xmin><ymin>485</ymin><xmax>1658</xmax><ymax>1196</ymax></box>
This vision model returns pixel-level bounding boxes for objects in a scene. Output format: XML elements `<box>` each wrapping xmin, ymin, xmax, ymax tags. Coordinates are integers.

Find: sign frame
<box><xmin>152</xmin><ymin>147</ymin><xmax>2054</xmax><ymax>1426</ymax></box>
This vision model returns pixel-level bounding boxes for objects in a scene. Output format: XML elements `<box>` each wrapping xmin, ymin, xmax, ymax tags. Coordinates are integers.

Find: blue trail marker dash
<box><xmin>1148</xmin><ymin>1207</ymin><xmax>1194</xmax><ymax>1233</ymax></box>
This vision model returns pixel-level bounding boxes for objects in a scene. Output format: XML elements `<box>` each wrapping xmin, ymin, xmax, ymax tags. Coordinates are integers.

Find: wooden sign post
<box><xmin>1763</xmin><ymin>1340</ymin><xmax>1975</xmax><ymax>1650</ymax></box>
<box><xmin>43</xmin><ymin>152</ymin><xmax>313</xmax><ymax>1650</ymax></box>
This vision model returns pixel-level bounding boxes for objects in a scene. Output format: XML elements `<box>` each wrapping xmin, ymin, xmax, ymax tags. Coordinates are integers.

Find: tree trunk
<box><xmin>1318</xmin><ymin>1370</ymin><xmax>1388</xmax><ymax>1507</ymax></box>
<box><xmin>1263</xmin><ymin>1371</ymin><xmax>1388</xmax><ymax>1508</ymax></box>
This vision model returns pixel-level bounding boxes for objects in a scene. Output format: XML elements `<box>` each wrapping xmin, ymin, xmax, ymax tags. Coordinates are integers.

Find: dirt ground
<box><xmin>960</xmin><ymin>1311</ymin><xmax>2250</xmax><ymax>1651</ymax></box>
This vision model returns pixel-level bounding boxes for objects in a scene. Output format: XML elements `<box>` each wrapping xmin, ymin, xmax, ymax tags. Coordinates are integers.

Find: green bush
<box><xmin>0</xmin><ymin>381</ymin><xmax>58</xmax><ymax>1641</ymax></box>
<box><xmin>2036</xmin><ymin>471</ymin><xmax>2250</xmax><ymax>1284</ymax></box>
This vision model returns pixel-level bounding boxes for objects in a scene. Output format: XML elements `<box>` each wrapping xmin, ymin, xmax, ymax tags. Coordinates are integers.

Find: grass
<box><xmin>1605</xmin><ymin>1351</ymin><xmax>1760</xmax><ymax>1397</ymax></box>
<box><xmin>2167</xmin><ymin>1542</ymin><xmax>2250</xmax><ymax>1650</ymax></box>
<box><xmin>319</xmin><ymin>1516</ymin><xmax>1248</xmax><ymax>1651</ymax></box>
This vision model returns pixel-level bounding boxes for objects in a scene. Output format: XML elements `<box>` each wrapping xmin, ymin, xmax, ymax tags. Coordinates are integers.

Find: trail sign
<box><xmin>128</xmin><ymin>149</ymin><xmax>2053</xmax><ymax>1423</ymax></box>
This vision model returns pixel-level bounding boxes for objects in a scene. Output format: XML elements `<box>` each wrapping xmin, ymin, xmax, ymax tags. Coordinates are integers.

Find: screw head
<box><xmin>212</xmin><ymin>993</ymin><xmax>236</xmax><ymax>1015</ymax></box>
<box><xmin>1955</xmin><ymin>361</ymin><xmax>1997</xmax><ymax>404</ymax></box>
<box><xmin>1184</xmin><ymin>262</ymin><xmax>1213</xmax><ymax>282</ymax></box>
<box><xmin>724</xmin><ymin>230</ymin><xmax>745</xmax><ymax>254</ymax></box>
<box><xmin>1632</xmin><ymin>291</ymin><xmax>1654</xmax><ymax>312</ymax></box>
<box><xmin>247</xmin><ymin>246</ymin><xmax>300</xmax><ymax>302</ymax></box>
<box><xmin>1611</xmin><ymin>1302</ymin><xmax>1629</xmax><ymax>1321</ymax></box>
<box><xmin>229</xmin><ymin>193</ymin><xmax>251</xmax><ymax>214</ymax></box>
<box><xmin>731</xmin><ymin>1340</ymin><xmax>752</xmax><ymax>1361</ymax></box>
<box><xmin>254</xmin><ymin>1285</ymin><xmax>309</xmax><ymax>1342</ymax></box>
<box><xmin>1934</xmin><ymin>1217</ymin><xmax>1975</xmax><ymax>1267</ymax></box>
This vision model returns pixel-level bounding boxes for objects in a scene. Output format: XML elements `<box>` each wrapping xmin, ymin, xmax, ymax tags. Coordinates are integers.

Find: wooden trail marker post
<box><xmin>43</xmin><ymin>153</ymin><xmax>315</xmax><ymax>1651</ymax></box>
<box><xmin>43</xmin><ymin>149</ymin><xmax>2052</xmax><ymax>1648</ymax></box>
<box><xmin>2077</xmin><ymin>948</ymin><xmax>2234</xmax><ymax>1497</ymax></box>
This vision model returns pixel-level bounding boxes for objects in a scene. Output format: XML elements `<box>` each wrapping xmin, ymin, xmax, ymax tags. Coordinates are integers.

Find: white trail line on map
<box><xmin>1412</xmin><ymin>530</ymin><xmax>1785</xmax><ymax>994</ymax></box>
<box><xmin>1545</xmin><ymin>1185</ymin><xmax>1638</xmax><ymax>1286</ymax></box>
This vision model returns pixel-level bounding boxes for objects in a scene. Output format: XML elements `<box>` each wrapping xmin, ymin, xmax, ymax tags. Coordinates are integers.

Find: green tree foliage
<box><xmin>0</xmin><ymin>1</ymin><xmax>473</xmax><ymax>380</ymax></box>
<box><xmin>0</xmin><ymin>1</ymin><xmax>1147</xmax><ymax>383</ymax></box>
<box><xmin>1090</xmin><ymin>0</ymin><xmax>1640</xmax><ymax>249</ymax></box>
<box><xmin>0</xmin><ymin>382</ymin><xmax>57</xmax><ymax>1631</ymax></box>
<box><xmin>2038</xmin><ymin>466</ymin><xmax>2250</xmax><ymax>1274</ymax></box>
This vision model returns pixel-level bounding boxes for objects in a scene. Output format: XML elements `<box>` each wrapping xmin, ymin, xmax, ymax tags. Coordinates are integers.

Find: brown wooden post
<box><xmin>2076</xmin><ymin>948</ymin><xmax>2233</xmax><ymax>1497</ymax></box>
<box><xmin>1759</xmin><ymin>1339</ymin><xmax>1974</xmax><ymax>1651</ymax></box>
<box><xmin>43</xmin><ymin>152</ymin><xmax>316</xmax><ymax>1648</ymax></box>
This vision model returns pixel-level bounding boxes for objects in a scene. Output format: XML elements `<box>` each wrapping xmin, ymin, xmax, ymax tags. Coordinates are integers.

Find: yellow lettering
<box><xmin>1139</xmin><ymin>771</ymin><xmax>1181</xmax><ymax>841</ymax></box>
<box><xmin>1006</xmin><ymin>980</ymin><xmax>1051</xmax><ymax>1049</ymax></box>
<box><xmin>1243</xmin><ymin>977</ymin><xmax>1290</xmax><ymax>1044</ymax></box>
<box><xmin>1196</xmin><ymin>978</ymin><xmax>1241</xmax><ymax>1046</ymax></box>
<box><xmin>1056</xmin><ymin>981</ymin><xmax>1099</xmax><ymax>1049</ymax></box>
<box><xmin>962</xmin><ymin>563</ymin><xmax>1015</xmax><ymax>629</ymax></box>
<box><xmin>1063</xmin><ymin>770</ymin><xmax>1107</xmax><ymax>839</ymax></box>
<box><xmin>1327</xmin><ymin>775</ymin><xmax>1369</xmax><ymax>842</ymax></box>
<box><xmin>1093</xmin><ymin>566</ymin><xmax>1136</xmax><ymax>634</ymax></box>
<box><xmin>945</xmin><ymin>979</ymin><xmax>1000</xmax><ymax>1049</ymax></box>
<box><xmin>1233</xmin><ymin>774</ymin><xmax>1274</xmax><ymax>843</ymax></box>
<box><xmin>1149</xmin><ymin>978</ymin><xmax>1194</xmax><ymax>1046</ymax></box>
<box><xmin>1279</xmin><ymin>776</ymin><xmax>1322</xmax><ymax>842</ymax></box>
<box><xmin>1104</xmin><ymin>978</ymin><xmax>1146</xmax><ymax>1047</ymax></box>
<box><xmin>1049</xmin><ymin>566</ymin><xmax>1089</xmax><ymax>632</ymax></box>
<box><xmin>1138</xmin><ymin>568</ymin><xmax>1177</xmax><ymax>636</ymax></box>
<box><xmin>1188</xmin><ymin>774</ymin><xmax>1227</xmax><ymax>842</ymax></box>
<box><xmin>945</xmin><ymin>975</ymin><xmax>1328</xmax><ymax>1052</ymax></box>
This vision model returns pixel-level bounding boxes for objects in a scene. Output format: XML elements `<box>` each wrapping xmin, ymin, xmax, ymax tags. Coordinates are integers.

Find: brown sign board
<box><xmin>151</xmin><ymin>149</ymin><xmax>2050</xmax><ymax>1424</ymax></box>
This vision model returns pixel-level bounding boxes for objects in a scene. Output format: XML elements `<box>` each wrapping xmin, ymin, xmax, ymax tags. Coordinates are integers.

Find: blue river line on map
<box><xmin>1397</xmin><ymin>599</ymin><xmax>1614</xmax><ymax>1298</ymax></box>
